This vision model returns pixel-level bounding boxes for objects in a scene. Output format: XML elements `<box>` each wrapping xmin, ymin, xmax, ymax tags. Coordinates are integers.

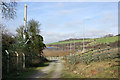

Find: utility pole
<box><xmin>63</xmin><ymin>44</ymin><xmax>64</xmax><ymax>51</ymax></box>
<box><xmin>66</xmin><ymin>43</ymin><xmax>67</xmax><ymax>55</ymax></box>
<box><xmin>69</xmin><ymin>39</ymin><xmax>72</xmax><ymax>56</ymax></box>
<box><xmin>23</xmin><ymin>4</ymin><xmax>27</xmax><ymax>40</ymax></box>
<box><xmin>82</xmin><ymin>22</ymin><xmax>85</xmax><ymax>52</ymax></box>
<box><xmin>74</xmin><ymin>40</ymin><xmax>75</xmax><ymax>54</ymax></box>
<box><xmin>82</xmin><ymin>18</ymin><xmax>90</xmax><ymax>52</ymax></box>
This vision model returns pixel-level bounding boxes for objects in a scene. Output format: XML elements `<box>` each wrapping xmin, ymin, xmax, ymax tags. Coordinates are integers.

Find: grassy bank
<box><xmin>3</xmin><ymin>62</ymin><xmax>50</xmax><ymax>79</ymax></box>
<box><xmin>62</xmin><ymin>58</ymin><xmax>119</xmax><ymax>78</ymax></box>
<box><xmin>61</xmin><ymin>67</ymin><xmax>80</xmax><ymax>78</ymax></box>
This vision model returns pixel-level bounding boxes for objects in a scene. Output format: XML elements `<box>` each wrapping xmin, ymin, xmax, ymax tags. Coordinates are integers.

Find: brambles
<box><xmin>66</xmin><ymin>47</ymin><xmax>118</xmax><ymax>65</ymax></box>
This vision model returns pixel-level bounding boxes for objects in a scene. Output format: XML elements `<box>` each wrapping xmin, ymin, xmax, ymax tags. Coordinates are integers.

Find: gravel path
<box><xmin>51</xmin><ymin>60</ymin><xmax>63</xmax><ymax>78</ymax></box>
<box><xmin>29</xmin><ymin>59</ymin><xmax>63</xmax><ymax>78</ymax></box>
<box><xmin>30</xmin><ymin>61</ymin><xmax>55</xmax><ymax>78</ymax></box>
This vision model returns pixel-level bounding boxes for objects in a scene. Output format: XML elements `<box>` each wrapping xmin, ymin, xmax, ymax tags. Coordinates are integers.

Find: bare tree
<box><xmin>0</xmin><ymin>0</ymin><xmax>17</xmax><ymax>19</ymax></box>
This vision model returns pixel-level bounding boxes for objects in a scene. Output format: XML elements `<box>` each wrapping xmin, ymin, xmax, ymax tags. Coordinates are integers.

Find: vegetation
<box><xmin>95</xmin><ymin>36</ymin><xmax>118</xmax><ymax>44</ymax></box>
<box><xmin>61</xmin><ymin>67</ymin><xmax>80</xmax><ymax>78</ymax></box>
<box><xmin>2</xmin><ymin>19</ymin><xmax>47</xmax><ymax>78</ymax></box>
<box><xmin>62</xmin><ymin>58</ymin><xmax>119</xmax><ymax>78</ymax></box>
<box><xmin>47</xmin><ymin>39</ymin><xmax>90</xmax><ymax>45</ymax></box>
<box><xmin>47</xmin><ymin>36</ymin><xmax>119</xmax><ymax>45</ymax></box>
<box><xmin>67</xmin><ymin>48</ymin><xmax>118</xmax><ymax>65</ymax></box>
<box><xmin>0</xmin><ymin>1</ymin><xmax>17</xmax><ymax>19</ymax></box>
<box><xmin>61</xmin><ymin>36</ymin><xmax>119</xmax><ymax>78</ymax></box>
<box><xmin>46</xmin><ymin>35</ymin><xmax>119</xmax><ymax>78</ymax></box>
<box><xmin>4</xmin><ymin>62</ymin><xmax>50</xmax><ymax>79</ymax></box>
<box><xmin>16</xmin><ymin>19</ymin><xmax>46</xmax><ymax>57</ymax></box>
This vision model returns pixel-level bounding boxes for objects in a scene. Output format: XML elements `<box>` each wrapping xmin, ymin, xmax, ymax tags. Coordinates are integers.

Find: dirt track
<box><xmin>29</xmin><ymin>59</ymin><xmax>63</xmax><ymax>78</ymax></box>
<box><xmin>51</xmin><ymin>60</ymin><xmax>63</xmax><ymax>78</ymax></box>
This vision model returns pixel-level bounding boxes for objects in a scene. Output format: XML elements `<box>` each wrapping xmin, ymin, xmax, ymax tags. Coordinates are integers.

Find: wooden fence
<box><xmin>2</xmin><ymin>50</ymin><xmax>25</xmax><ymax>75</ymax></box>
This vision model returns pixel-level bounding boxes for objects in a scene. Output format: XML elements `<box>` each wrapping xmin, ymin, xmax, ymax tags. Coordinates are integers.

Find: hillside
<box><xmin>43</xmin><ymin>36</ymin><xmax>119</xmax><ymax>57</ymax></box>
<box><xmin>47</xmin><ymin>36</ymin><xmax>118</xmax><ymax>46</ymax></box>
<box><xmin>60</xmin><ymin>36</ymin><xmax>119</xmax><ymax>78</ymax></box>
<box><xmin>43</xmin><ymin>35</ymin><xmax>119</xmax><ymax>78</ymax></box>
<box><xmin>46</xmin><ymin>36</ymin><xmax>119</xmax><ymax>50</ymax></box>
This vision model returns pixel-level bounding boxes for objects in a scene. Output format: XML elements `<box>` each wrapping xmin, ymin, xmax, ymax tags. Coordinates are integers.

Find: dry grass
<box><xmin>63</xmin><ymin>58</ymin><xmax>119</xmax><ymax>78</ymax></box>
<box><xmin>43</xmin><ymin>50</ymin><xmax>69</xmax><ymax>57</ymax></box>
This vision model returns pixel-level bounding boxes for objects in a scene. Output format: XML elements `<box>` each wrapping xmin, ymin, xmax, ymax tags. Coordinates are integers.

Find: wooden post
<box><xmin>22</xmin><ymin>53</ymin><xmax>25</xmax><ymax>69</ymax></box>
<box><xmin>5</xmin><ymin>50</ymin><xmax>9</xmax><ymax>73</ymax></box>
<box><xmin>15</xmin><ymin>51</ymin><xmax>19</xmax><ymax>75</ymax></box>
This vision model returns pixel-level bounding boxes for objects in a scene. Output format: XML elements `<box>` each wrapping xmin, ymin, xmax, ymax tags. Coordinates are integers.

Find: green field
<box><xmin>47</xmin><ymin>36</ymin><xmax>119</xmax><ymax>45</ymax></box>
<box><xmin>95</xmin><ymin>36</ymin><xmax>118</xmax><ymax>44</ymax></box>
<box><xmin>47</xmin><ymin>39</ymin><xmax>90</xmax><ymax>45</ymax></box>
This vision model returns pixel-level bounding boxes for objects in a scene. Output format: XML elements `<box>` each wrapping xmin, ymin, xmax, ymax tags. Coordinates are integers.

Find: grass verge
<box><xmin>61</xmin><ymin>68</ymin><xmax>80</xmax><ymax>78</ymax></box>
<box><xmin>61</xmin><ymin>61</ymin><xmax>80</xmax><ymax>78</ymax></box>
<box><xmin>3</xmin><ymin>62</ymin><xmax>50</xmax><ymax>79</ymax></box>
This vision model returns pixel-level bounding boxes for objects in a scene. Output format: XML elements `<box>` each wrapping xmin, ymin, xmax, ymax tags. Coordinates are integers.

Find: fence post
<box><xmin>99</xmin><ymin>46</ymin><xmax>100</xmax><ymax>53</ymax></box>
<box><xmin>15</xmin><ymin>51</ymin><xmax>19</xmax><ymax>75</ymax></box>
<box><xmin>22</xmin><ymin>53</ymin><xmax>25</xmax><ymax>69</ymax></box>
<box><xmin>5</xmin><ymin>50</ymin><xmax>9</xmax><ymax>73</ymax></box>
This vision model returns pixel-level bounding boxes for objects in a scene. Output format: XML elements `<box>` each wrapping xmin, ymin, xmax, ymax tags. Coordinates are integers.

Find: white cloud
<box><xmin>41</xmin><ymin>31</ymin><xmax>76</xmax><ymax>43</ymax></box>
<box><xmin>41</xmin><ymin>29</ymin><xmax>112</xmax><ymax>43</ymax></box>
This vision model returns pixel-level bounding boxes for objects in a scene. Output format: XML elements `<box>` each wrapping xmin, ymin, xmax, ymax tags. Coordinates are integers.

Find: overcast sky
<box><xmin>3</xmin><ymin>2</ymin><xmax>118</xmax><ymax>44</ymax></box>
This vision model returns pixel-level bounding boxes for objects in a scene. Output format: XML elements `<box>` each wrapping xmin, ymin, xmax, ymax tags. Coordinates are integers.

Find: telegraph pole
<box><xmin>82</xmin><ymin>18</ymin><xmax>90</xmax><ymax>52</ymax></box>
<box><xmin>23</xmin><ymin>4</ymin><xmax>27</xmax><ymax>40</ymax></box>
<box><xmin>82</xmin><ymin>22</ymin><xmax>85</xmax><ymax>52</ymax></box>
<box><xmin>74</xmin><ymin>40</ymin><xmax>75</xmax><ymax>53</ymax></box>
<box><xmin>69</xmin><ymin>39</ymin><xmax>72</xmax><ymax>56</ymax></box>
<box><xmin>66</xmin><ymin>43</ymin><xmax>67</xmax><ymax>55</ymax></box>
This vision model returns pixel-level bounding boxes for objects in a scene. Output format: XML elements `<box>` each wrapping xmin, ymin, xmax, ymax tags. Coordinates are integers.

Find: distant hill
<box><xmin>58</xmin><ymin>38</ymin><xmax>90</xmax><ymax>42</ymax></box>
<box><xmin>46</xmin><ymin>36</ymin><xmax>119</xmax><ymax>45</ymax></box>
